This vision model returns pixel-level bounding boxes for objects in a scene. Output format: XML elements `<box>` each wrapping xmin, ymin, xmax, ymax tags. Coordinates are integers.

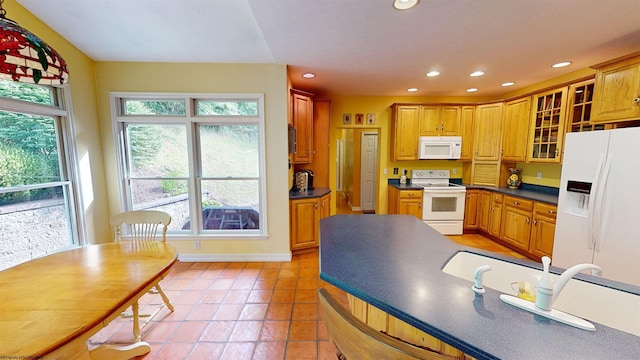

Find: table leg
<box><xmin>89</xmin><ymin>342</ymin><xmax>151</xmax><ymax>360</ymax></box>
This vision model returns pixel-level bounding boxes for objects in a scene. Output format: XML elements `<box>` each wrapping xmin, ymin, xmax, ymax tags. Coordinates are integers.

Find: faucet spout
<box><xmin>552</xmin><ymin>263</ymin><xmax>602</xmax><ymax>304</ymax></box>
<box><xmin>535</xmin><ymin>256</ymin><xmax>602</xmax><ymax>311</ymax></box>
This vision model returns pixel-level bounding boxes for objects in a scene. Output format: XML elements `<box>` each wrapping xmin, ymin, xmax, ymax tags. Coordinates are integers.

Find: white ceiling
<box><xmin>16</xmin><ymin>0</ymin><xmax>640</xmax><ymax>97</ymax></box>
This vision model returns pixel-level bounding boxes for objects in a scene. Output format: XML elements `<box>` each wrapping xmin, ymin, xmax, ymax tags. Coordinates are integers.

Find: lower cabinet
<box><xmin>464</xmin><ymin>190</ymin><xmax>557</xmax><ymax>260</ymax></box>
<box><xmin>290</xmin><ymin>193</ymin><xmax>331</xmax><ymax>253</ymax></box>
<box><xmin>387</xmin><ymin>187</ymin><xmax>423</xmax><ymax>219</ymax></box>
<box><xmin>529</xmin><ymin>202</ymin><xmax>557</xmax><ymax>258</ymax></box>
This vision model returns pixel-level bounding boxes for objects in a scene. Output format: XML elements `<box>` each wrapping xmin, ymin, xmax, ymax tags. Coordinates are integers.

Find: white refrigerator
<box><xmin>552</xmin><ymin>127</ymin><xmax>640</xmax><ymax>286</ymax></box>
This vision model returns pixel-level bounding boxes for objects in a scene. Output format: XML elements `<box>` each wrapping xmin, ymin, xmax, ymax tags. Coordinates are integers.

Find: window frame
<box><xmin>110</xmin><ymin>92</ymin><xmax>268</xmax><ymax>239</ymax></box>
<box><xmin>0</xmin><ymin>82</ymin><xmax>85</xmax><ymax>266</ymax></box>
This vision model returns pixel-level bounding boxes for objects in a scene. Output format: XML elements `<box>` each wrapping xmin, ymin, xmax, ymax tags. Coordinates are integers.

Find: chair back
<box><xmin>110</xmin><ymin>210</ymin><xmax>171</xmax><ymax>243</ymax></box>
<box><xmin>318</xmin><ymin>288</ymin><xmax>451</xmax><ymax>360</ymax></box>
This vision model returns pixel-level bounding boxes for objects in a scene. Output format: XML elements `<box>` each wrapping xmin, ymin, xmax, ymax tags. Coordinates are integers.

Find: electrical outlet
<box><xmin>194</xmin><ymin>240</ymin><xmax>200</xmax><ymax>250</ymax></box>
<box><xmin>384</xmin><ymin>168</ymin><xmax>388</xmax><ymax>175</ymax></box>
<box><xmin>536</xmin><ymin>172</ymin><xmax>542</xmax><ymax>180</ymax></box>
<box><xmin>452</xmin><ymin>168</ymin><xmax>457</xmax><ymax>175</ymax></box>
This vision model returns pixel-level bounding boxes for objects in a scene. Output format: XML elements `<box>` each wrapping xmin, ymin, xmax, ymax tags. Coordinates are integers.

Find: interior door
<box><xmin>360</xmin><ymin>132</ymin><xmax>378</xmax><ymax>212</ymax></box>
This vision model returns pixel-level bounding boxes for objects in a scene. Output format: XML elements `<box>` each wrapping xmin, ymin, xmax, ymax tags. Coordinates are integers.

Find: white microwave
<box><xmin>418</xmin><ymin>136</ymin><xmax>462</xmax><ymax>159</ymax></box>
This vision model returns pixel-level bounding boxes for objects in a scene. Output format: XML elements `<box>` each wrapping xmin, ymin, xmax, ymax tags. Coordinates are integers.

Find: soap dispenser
<box><xmin>400</xmin><ymin>169</ymin><xmax>407</xmax><ymax>184</ymax></box>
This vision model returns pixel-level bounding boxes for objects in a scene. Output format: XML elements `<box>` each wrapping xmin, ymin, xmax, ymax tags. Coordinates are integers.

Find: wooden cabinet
<box><xmin>290</xmin><ymin>89</ymin><xmax>314</xmax><ymax>164</ymax></box>
<box><xmin>390</xmin><ymin>105</ymin><xmax>420</xmax><ymax>161</ymax></box>
<box><xmin>565</xmin><ymin>80</ymin><xmax>607</xmax><ymax>133</ymax></box>
<box><xmin>478</xmin><ymin>191</ymin><xmax>502</xmax><ymax>235</ymax></box>
<box><xmin>488</xmin><ymin>193</ymin><xmax>503</xmax><ymax>238</ymax></box>
<box><xmin>388</xmin><ymin>187</ymin><xmax>422</xmax><ymax>219</ymax></box>
<box><xmin>527</xmin><ymin>88</ymin><xmax>568</xmax><ymax>163</ymax></box>
<box><xmin>459</xmin><ymin>106</ymin><xmax>475</xmax><ymax>161</ymax></box>
<box><xmin>500</xmin><ymin>195</ymin><xmax>534</xmax><ymax>252</ymax></box>
<box><xmin>591</xmin><ymin>53</ymin><xmax>640</xmax><ymax>123</ymax></box>
<box><xmin>463</xmin><ymin>189</ymin><xmax>480</xmax><ymax>230</ymax></box>
<box><xmin>419</xmin><ymin>106</ymin><xmax>461</xmax><ymax>136</ymax></box>
<box><xmin>502</xmin><ymin>97</ymin><xmax>531</xmax><ymax>162</ymax></box>
<box><xmin>529</xmin><ymin>202</ymin><xmax>557</xmax><ymax>258</ymax></box>
<box><xmin>473</xmin><ymin>103</ymin><xmax>504</xmax><ymax>161</ymax></box>
<box><xmin>289</xmin><ymin>192</ymin><xmax>331</xmax><ymax>253</ymax></box>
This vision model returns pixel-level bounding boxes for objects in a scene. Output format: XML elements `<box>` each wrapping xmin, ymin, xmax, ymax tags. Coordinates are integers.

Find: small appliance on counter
<box><xmin>293</xmin><ymin>169</ymin><xmax>314</xmax><ymax>191</ymax></box>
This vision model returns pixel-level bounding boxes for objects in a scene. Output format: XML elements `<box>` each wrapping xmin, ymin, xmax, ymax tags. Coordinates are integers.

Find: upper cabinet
<box><xmin>566</xmin><ymin>80</ymin><xmax>605</xmax><ymax>133</ymax></box>
<box><xmin>526</xmin><ymin>87</ymin><xmax>568</xmax><ymax>163</ymax></box>
<box><xmin>591</xmin><ymin>53</ymin><xmax>640</xmax><ymax>123</ymax></box>
<box><xmin>459</xmin><ymin>106</ymin><xmax>475</xmax><ymax>161</ymax></box>
<box><xmin>390</xmin><ymin>104</ymin><xmax>421</xmax><ymax>161</ymax></box>
<box><xmin>291</xmin><ymin>89</ymin><xmax>314</xmax><ymax>164</ymax></box>
<box><xmin>502</xmin><ymin>97</ymin><xmax>531</xmax><ymax>162</ymax></box>
<box><xmin>419</xmin><ymin>106</ymin><xmax>461</xmax><ymax>136</ymax></box>
<box><xmin>473</xmin><ymin>102</ymin><xmax>504</xmax><ymax>161</ymax></box>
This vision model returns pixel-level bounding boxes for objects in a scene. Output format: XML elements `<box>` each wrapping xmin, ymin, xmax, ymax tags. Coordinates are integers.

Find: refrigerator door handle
<box><xmin>587</xmin><ymin>154</ymin><xmax>606</xmax><ymax>250</ymax></box>
<box><xmin>593</xmin><ymin>153</ymin><xmax>613</xmax><ymax>252</ymax></box>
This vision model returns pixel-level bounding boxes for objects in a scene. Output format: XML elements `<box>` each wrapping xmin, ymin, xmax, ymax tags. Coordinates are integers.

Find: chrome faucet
<box><xmin>536</xmin><ymin>256</ymin><xmax>602</xmax><ymax>311</ymax></box>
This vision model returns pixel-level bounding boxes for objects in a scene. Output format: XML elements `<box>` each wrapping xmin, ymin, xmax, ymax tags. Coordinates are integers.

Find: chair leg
<box><xmin>132</xmin><ymin>301</ymin><xmax>141</xmax><ymax>342</ymax></box>
<box><xmin>154</xmin><ymin>283</ymin><xmax>174</xmax><ymax>312</ymax></box>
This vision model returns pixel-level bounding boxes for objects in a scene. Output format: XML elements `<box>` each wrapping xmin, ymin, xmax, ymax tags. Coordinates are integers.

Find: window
<box><xmin>0</xmin><ymin>80</ymin><xmax>81</xmax><ymax>271</ymax></box>
<box><xmin>111</xmin><ymin>93</ymin><xmax>267</xmax><ymax>238</ymax></box>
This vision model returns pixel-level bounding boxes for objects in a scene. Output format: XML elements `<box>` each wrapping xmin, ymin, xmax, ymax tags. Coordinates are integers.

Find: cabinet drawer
<box><xmin>534</xmin><ymin>202</ymin><xmax>557</xmax><ymax>220</ymax></box>
<box><xmin>399</xmin><ymin>190</ymin><xmax>422</xmax><ymax>199</ymax></box>
<box><xmin>503</xmin><ymin>195</ymin><xmax>533</xmax><ymax>212</ymax></box>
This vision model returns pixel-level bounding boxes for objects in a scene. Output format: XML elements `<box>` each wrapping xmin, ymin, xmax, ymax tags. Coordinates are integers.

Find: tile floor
<box><xmin>88</xmin><ymin>193</ymin><xmax>526</xmax><ymax>359</ymax></box>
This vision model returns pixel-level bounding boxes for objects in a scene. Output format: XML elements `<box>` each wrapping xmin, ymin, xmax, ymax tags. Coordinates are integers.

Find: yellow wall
<box><xmin>8</xmin><ymin>1</ymin><xmax>109</xmax><ymax>244</ymax></box>
<box><xmin>94</xmin><ymin>62</ymin><xmax>291</xmax><ymax>258</ymax></box>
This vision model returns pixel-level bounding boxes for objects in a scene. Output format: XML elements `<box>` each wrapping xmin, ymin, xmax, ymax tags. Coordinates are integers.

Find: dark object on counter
<box><xmin>293</xmin><ymin>169</ymin><xmax>314</xmax><ymax>191</ymax></box>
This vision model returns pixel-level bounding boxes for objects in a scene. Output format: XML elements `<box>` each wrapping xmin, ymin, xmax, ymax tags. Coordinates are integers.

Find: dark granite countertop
<box><xmin>319</xmin><ymin>214</ymin><xmax>640</xmax><ymax>360</ymax></box>
<box><xmin>289</xmin><ymin>187</ymin><xmax>331</xmax><ymax>199</ymax></box>
<box><xmin>389</xmin><ymin>181</ymin><xmax>559</xmax><ymax>205</ymax></box>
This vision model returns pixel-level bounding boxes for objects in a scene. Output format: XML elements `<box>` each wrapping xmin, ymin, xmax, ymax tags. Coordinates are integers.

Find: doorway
<box><xmin>360</xmin><ymin>132</ymin><xmax>378</xmax><ymax>212</ymax></box>
<box><xmin>336</xmin><ymin>128</ymin><xmax>380</xmax><ymax>212</ymax></box>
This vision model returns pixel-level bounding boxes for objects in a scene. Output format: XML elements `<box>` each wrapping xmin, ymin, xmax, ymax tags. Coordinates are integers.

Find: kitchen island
<box><xmin>319</xmin><ymin>214</ymin><xmax>640</xmax><ymax>359</ymax></box>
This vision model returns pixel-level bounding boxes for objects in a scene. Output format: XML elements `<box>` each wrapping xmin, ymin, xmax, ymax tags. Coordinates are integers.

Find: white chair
<box><xmin>110</xmin><ymin>210</ymin><xmax>174</xmax><ymax>341</ymax></box>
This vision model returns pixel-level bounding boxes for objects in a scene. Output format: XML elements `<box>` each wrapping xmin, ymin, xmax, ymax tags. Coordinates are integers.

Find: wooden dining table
<box><xmin>0</xmin><ymin>241</ymin><xmax>178</xmax><ymax>360</ymax></box>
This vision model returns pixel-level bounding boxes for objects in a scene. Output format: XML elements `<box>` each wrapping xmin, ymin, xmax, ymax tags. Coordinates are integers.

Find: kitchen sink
<box><xmin>442</xmin><ymin>251</ymin><xmax>640</xmax><ymax>336</ymax></box>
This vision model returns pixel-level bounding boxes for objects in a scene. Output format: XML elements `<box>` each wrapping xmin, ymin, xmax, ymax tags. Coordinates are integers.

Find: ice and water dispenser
<box><xmin>564</xmin><ymin>180</ymin><xmax>592</xmax><ymax>217</ymax></box>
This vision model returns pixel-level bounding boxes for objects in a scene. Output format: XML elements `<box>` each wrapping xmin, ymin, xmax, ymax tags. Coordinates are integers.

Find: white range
<box><xmin>411</xmin><ymin>169</ymin><xmax>466</xmax><ymax>235</ymax></box>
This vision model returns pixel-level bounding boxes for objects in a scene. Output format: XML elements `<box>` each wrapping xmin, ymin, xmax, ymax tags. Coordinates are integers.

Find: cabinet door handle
<box><xmin>513</xmin><ymin>201</ymin><xmax>520</xmax><ymax>205</ymax></box>
<box><xmin>548</xmin><ymin>209</ymin><xmax>556</xmax><ymax>214</ymax></box>
<box><xmin>315</xmin><ymin>203</ymin><xmax>318</xmax><ymax>209</ymax></box>
<box><xmin>634</xmin><ymin>97</ymin><xmax>640</xmax><ymax>103</ymax></box>
<box><xmin>526</xmin><ymin>217</ymin><xmax>530</xmax><ymax>224</ymax></box>
<box><xmin>533</xmin><ymin>219</ymin><xmax>538</xmax><ymax>225</ymax></box>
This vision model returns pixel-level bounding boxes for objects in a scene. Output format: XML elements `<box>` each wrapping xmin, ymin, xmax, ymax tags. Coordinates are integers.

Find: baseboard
<box><xmin>178</xmin><ymin>252</ymin><xmax>292</xmax><ymax>262</ymax></box>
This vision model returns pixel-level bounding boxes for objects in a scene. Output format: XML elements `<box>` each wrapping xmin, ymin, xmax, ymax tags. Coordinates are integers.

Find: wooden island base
<box><xmin>348</xmin><ymin>295</ymin><xmax>476</xmax><ymax>360</ymax></box>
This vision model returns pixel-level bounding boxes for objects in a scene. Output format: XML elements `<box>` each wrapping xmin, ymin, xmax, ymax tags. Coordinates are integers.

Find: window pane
<box><xmin>126</xmin><ymin>124</ymin><xmax>188</xmax><ymax>177</ymax></box>
<box><xmin>198</xmin><ymin>179</ymin><xmax>260</xmax><ymax>230</ymax></box>
<box><xmin>200</xmin><ymin>124</ymin><xmax>259</xmax><ymax>177</ymax></box>
<box><xmin>0</xmin><ymin>185</ymin><xmax>73</xmax><ymax>270</ymax></box>
<box><xmin>197</xmin><ymin>100</ymin><xmax>258</xmax><ymax>116</ymax></box>
<box><xmin>129</xmin><ymin>179</ymin><xmax>189</xmax><ymax>231</ymax></box>
<box><xmin>123</xmin><ymin>99</ymin><xmax>186</xmax><ymax>115</ymax></box>
<box><xmin>0</xmin><ymin>79</ymin><xmax>54</xmax><ymax>105</ymax></box>
<box><xmin>0</xmin><ymin>111</ymin><xmax>61</xmax><ymax>185</ymax></box>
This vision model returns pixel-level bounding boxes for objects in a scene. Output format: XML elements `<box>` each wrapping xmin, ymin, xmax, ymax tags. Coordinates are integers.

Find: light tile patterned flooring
<box><xmin>89</xmin><ymin>194</ymin><xmax>525</xmax><ymax>359</ymax></box>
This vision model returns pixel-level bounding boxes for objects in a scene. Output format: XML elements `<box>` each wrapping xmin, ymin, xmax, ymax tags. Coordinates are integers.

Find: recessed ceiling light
<box><xmin>501</xmin><ymin>82</ymin><xmax>515</xmax><ymax>87</ymax></box>
<box><xmin>552</xmin><ymin>61</ymin><xmax>572</xmax><ymax>68</ymax></box>
<box><xmin>466</xmin><ymin>88</ymin><xmax>478</xmax><ymax>93</ymax></box>
<box><xmin>426</xmin><ymin>71</ymin><xmax>440</xmax><ymax>77</ymax></box>
<box><xmin>393</xmin><ymin>0</ymin><xmax>419</xmax><ymax>10</ymax></box>
<box><xmin>407</xmin><ymin>88</ymin><xmax>418</xmax><ymax>92</ymax></box>
<box><xmin>470</xmin><ymin>71</ymin><xmax>485</xmax><ymax>77</ymax></box>
<box><xmin>302</xmin><ymin>72</ymin><xmax>315</xmax><ymax>78</ymax></box>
